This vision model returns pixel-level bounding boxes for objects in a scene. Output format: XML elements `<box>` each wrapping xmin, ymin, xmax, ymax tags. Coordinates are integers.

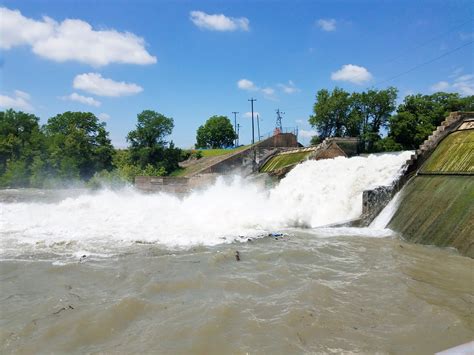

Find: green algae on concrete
<box><xmin>388</xmin><ymin>175</ymin><xmax>474</xmax><ymax>258</ymax></box>
<box><xmin>260</xmin><ymin>151</ymin><xmax>311</xmax><ymax>173</ymax></box>
<box><xmin>421</xmin><ymin>130</ymin><xmax>474</xmax><ymax>174</ymax></box>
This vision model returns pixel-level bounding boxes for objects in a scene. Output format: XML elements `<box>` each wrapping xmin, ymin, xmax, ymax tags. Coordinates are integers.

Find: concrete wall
<box><xmin>388</xmin><ymin>175</ymin><xmax>474</xmax><ymax>257</ymax></box>
<box><xmin>359</xmin><ymin>112</ymin><xmax>472</xmax><ymax>226</ymax></box>
<box><xmin>135</xmin><ymin>174</ymin><xmax>219</xmax><ymax>194</ymax></box>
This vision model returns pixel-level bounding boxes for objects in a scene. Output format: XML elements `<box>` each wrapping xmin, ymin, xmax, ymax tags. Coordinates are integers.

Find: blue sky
<box><xmin>1</xmin><ymin>0</ymin><xmax>473</xmax><ymax>148</ymax></box>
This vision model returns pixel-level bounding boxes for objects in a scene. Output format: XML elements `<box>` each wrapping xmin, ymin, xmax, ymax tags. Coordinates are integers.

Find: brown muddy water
<box><xmin>1</xmin><ymin>229</ymin><xmax>473</xmax><ymax>354</ymax></box>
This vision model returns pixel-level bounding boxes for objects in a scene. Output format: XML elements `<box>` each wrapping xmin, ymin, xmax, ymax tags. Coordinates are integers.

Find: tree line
<box><xmin>309</xmin><ymin>88</ymin><xmax>474</xmax><ymax>152</ymax></box>
<box><xmin>2</xmin><ymin>88</ymin><xmax>472</xmax><ymax>188</ymax></box>
<box><xmin>0</xmin><ymin>109</ymin><xmax>186</xmax><ymax>188</ymax></box>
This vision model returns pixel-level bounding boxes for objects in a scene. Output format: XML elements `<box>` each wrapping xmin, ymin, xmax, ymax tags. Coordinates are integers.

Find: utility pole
<box><xmin>256</xmin><ymin>114</ymin><xmax>261</xmax><ymax>141</ymax></box>
<box><xmin>232</xmin><ymin>111</ymin><xmax>239</xmax><ymax>147</ymax></box>
<box><xmin>237</xmin><ymin>123</ymin><xmax>240</xmax><ymax>146</ymax></box>
<box><xmin>248</xmin><ymin>98</ymin><xmax>257</xmax><ymax>144</ymax></box>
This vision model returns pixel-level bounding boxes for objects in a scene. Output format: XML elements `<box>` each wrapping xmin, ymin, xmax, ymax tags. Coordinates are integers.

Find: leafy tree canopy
<box><xmin>44</xmin><ymin>111</ymin><xmax>114</xmax><ymax>180</ymax></box>
<box><xmin>127</xmin><ymin>110</ymin><xmax>181</xmax><ymax>173</ymax></box>
<box><xmin>196</xmin><ymin>115</ymin><xmax>237</xmax><ymax>149</ymax></box>
<box><xmin>388</xmin><ymin>92</ymin><xmax>474</xmax><ymax>149</ymax></box>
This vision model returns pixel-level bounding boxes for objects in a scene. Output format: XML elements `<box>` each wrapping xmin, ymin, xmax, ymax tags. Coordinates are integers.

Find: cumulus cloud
<box><xmin>430</xmin><ymin>81</ymin><xmax>450</xmax><ymax>91</ymax></box>
<box><xmin>278</xmin><ymin>80</ymin><xmax>300</xmax><ymax>94</ymax></box>
<box><xmin>317</xmin><ymin>18</ymin><xmax>336</xmax><ymax>32</ymax></box>
<box><xmin>299</xmin><ymin>129</ymin><xmax>317</xmax><ymax>138</ymax></box>
<box><xmin>261</xmin><ymin>87</ymin><xmax>274</xmax><ymax>95</ymax></box>
<box><xmin>331</xmin><ymin>64</ymin><xmax>373</xmax><ymax>84</ymax></box>
<box><xmin>237</xmin><ymin>79</ymin><xmax>258</xmax><ymax>91</ymax></box>
<box><xmin>0</xmin><ymin>7</ymin><xmax>156</xmax><ymax>66</ymax></box>
<box><xmin>237</xmin><ymin>79</ymin><xmax>278</xmax><ymax>100</ymax></box>
<box><xmin>190</xmin><ymin>11</ymin><xmax>249</xmax><ymax>31</ymax></box>
<box><xmin>430</xmin><ymin>73</ymin><xmax>474</xmax><ymax>96</ymax></box>
<box><xmin>0</xmin><ymin>90</ymin><xmax>33</xmax><ymax>111</ymax></box>
<box><xmin>98</xmin><ymin>113</ymin><xmax>111</xmax><ymax>121</ymax></box>
<box><xmin>61</xmin><ymin>92</ymin><xmax>101</xmax><ymax>107</ymax></box>
<box><xmin>73</xmin><ymin>73</ymin><xmax>143</xmax><ymax>97</ymax></box>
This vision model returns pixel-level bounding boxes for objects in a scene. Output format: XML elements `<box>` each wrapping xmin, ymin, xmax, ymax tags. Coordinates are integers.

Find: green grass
<box><xmin>199</xmin><ymin>145</ymin><xmax>248</xmax><ymax>157</ymax></box>
<box><xmin>422</xmin><ymin>130</ymin><xmax>474</xmax><ymax>173</ymax></box>
<box><xmin>260</xmin><ymin>151</ymin><xmax>311</xmax><ymax>172</ymax></box>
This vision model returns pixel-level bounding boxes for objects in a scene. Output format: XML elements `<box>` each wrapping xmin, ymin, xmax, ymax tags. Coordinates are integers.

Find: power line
<box><xmin>373</xmin><ymin>40</ymin><xmax>474</xmax><ymax>86</ymax></box>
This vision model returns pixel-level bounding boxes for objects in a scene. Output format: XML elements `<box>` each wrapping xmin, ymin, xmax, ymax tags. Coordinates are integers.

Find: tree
<box><xmin>196</xmin><ymin>115</ymin><xmax>237</xmax><ymax>149</ymax></box>
<box><xmin>127</xmin><ymin>110</ymin><xmax>181</xmax><ymax>174</ymax></box>
<box><xmin>0</xmin><ymin>110</ymin><xmax>45</xmax><ymax>187</ymax></box>
<box><xmin>388</xmin><ymin>92</ymin><xmax>474</xmax><ymax>149</ymax></box>
<box><xmin>309</xmin><ymin>88</ymin><xmax>353</xmax><ymax>139</ymax></box>
<box><xmin>44</xmin><ymin>111</ymin><xmax>114</xmax><ymax>181</ymax></box>
<box><xmin>351</xmin><ymin>87</ymin><xmax>398</xmax><ymax>151</ymax></box>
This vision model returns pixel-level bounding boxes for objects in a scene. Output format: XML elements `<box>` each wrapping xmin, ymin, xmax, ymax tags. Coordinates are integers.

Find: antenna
<box><xmin>275</xmin><ymin>108</ymin><xmax>284</xmax><ymax>133</ymax></box>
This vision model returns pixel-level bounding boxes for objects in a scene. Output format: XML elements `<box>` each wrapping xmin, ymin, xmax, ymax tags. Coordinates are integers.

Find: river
<box><xmin>1</xmin><ymin>152</ymin><xmax>473</xmax><ymax>354</ymax></box>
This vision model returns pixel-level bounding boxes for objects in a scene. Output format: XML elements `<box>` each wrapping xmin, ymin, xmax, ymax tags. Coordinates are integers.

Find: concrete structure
<box><xmin>258</xmin><ymin>137</ymin><xmax>359</xmax><ymax>177</ymax></box>
<box><xmin>135</xmin><ymin>133</ymin><xmax>299</xmax><ymax>192</ymax></box>
<box><xmin>362</xmin><ymin>112</ymin><xmax>473</xmax><ymax>257</ymax></box>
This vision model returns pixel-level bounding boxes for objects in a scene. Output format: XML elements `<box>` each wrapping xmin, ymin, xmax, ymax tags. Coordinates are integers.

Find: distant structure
<box><xmin>274</xmin><ymin>109</ymin><xmax>284</xmax><ymax>135</ymax></box>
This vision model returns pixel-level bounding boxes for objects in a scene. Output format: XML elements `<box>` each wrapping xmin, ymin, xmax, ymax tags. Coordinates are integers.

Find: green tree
<box><xmin>0</xmin><ymin>109</ymin><xmax>45</xmax><ymax>187</ymax></box>
<box><xmin>127</xmin><ymin>110</ymin><xmax>181</xmax><ymax>174</ymax></box>
<box><xmin>388</xmin><ymin>92</ymin><xmax>474</xmax><ymax>149</ymax></box>
<box><xmin>196</xmin><ymin>115</ymin><xmax>237</xmax><ymax>149</ymax></box>
<box><xmin>309</xmin><ymin>88</ymin><xmax>354</xmax><ymax>139</ymax></box>
<box><xmin>351</xmin><ymin>87</ymin><xmax>398</xmax><ymax>151</ymax></box>
<box><xmin>44</xmin><ymin>111</ymin><xmax>114</xmax><ymax>181</ymax></box>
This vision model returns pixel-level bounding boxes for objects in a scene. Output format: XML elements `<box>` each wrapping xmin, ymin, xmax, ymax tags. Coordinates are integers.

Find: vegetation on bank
<box><xmin>196</xmin><ymin>115</ymin><xmax>237</xmax><ymax>149</ymax></box>
<box><xmin>309</xmin><ymin>89</ymin><xmax>473</xmax><ymax>152</ymax></box>
<box><xmin>1</xmin><ymin>88</ymin><xmax>472</xmax><ymax>188</ymax></box>
<box><xmin>0</xmin><ymin>109</ymin><xmax>189</xmax><ymax>188</ymax></box>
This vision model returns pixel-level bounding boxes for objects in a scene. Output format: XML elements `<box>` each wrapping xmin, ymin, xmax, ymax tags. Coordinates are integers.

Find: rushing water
<box><xmin>1</xmin><ymin>152</ymin><xmax>473</xmax><ymax>354</ymax></box>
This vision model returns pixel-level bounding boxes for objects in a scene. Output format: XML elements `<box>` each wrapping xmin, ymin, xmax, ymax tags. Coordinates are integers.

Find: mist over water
<box><xmin>1</xmin><ymin>152</ymin><xmax>412</xmax><ymax>257</ymax></box>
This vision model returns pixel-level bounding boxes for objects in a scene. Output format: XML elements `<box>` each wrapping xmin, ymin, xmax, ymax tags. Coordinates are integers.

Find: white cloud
<box><xmin>190</xmin><ymin>11</ymin><xmax>249</xmax><ymax>32</ymax></box>
<box><xmin>237</xmin><ymin>78</ymin><xmax>279</xmax><ymax>100</ymax></box>
<box><xmin>452</xmin><ymin>78</ymin><xmax>474</xmax><ymax>96</ymax></box>
<box><xmin>237</xmin><ymin>78</ymin><xmax>258</xmax><ymax>91</ymax></box>
<box><xmin>278</xmin><ymin>80</ymin><xmax>300</xmax><ymax>94</ymax></box>
<box><xmin>299</xmin><ymin>129</ymin><xmax>317</xmax><ymax>138</ymax></box>
<box><xmin>0</xmin><ymin>90</ymin><xmax>33</xmax><ymax>111</ymax></box>
<box><xmin>261</xmin><ymin>87</ymin><xmax>275</xmax><ymax>96</ymax></box>
<box><xmin>430</xmin><ymin>81</ymin><xmax>450</xmax><ymax>91</ymax></box>
<box><xmin>73</xmin><ymin>73</ymin><xmax>143</xmax><ymax>97</ymax></box>
<box><xmin>243</xmin><ymin>112</ymin><xmax>260</xmax><ymax>118</ymax></box>
<box><xmin>430</xmin><ymin>73</ymin><xmax>474</xmax><ymax>96</ymax></box>
<box><xmin>98</xmin><ymin>113</ymin><xmax>111</xmax><ymax>121</ymax></box>
<box><xmin>317</xmin><ymin>18</ymin><xmax>336</xmax><ymax>32</ymax></box>
<box><xmin>331</xmin><ymin>64</ymin><xmax>373</xmax><ymax>84</ymax></box>
<box><xmin>0</xmin><ymin>7</ymin><xmax>156</xmax><ymax>66</ymax></box>
<box><xmin>61</xmin><ymin>92</ymin><xmax>101</xmax><ymax>107</ymax></box>
<box><xmin>295</xmin><ymin>119</ymin><xmax>304</xmax><ymax>124</ymax></box>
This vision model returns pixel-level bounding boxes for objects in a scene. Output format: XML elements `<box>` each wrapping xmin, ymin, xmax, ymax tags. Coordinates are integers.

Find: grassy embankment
<box><xmin>260</xmin><ymin>151</ymin><xmax>311</xmax><ymax>173</ymax></box>
<box><xmin>170</xmin><ymin>145</ymin><xmax>249</xmax><ymax>177</ymax></box>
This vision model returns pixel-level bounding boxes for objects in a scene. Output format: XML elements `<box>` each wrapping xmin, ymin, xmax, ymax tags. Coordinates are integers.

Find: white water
<box><xmin>370</xmin><ymin>190</ymin><xmax>403</xmax><ymax>229</ymax></box>
<box><xmin>0</xmin><ymin>152</ymin><xmax>412</xmax><ymax>254</ymax></box>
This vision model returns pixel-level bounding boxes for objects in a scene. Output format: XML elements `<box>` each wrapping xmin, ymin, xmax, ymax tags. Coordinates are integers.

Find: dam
<box><xmin>1</xmin><ymin>113</ymin><xmax>473</xmax><ymax>353</ymax></box>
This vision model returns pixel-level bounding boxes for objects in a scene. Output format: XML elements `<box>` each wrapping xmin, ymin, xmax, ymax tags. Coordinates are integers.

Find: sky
<box><xmin>0</xmin><ymin>0</ymin><xmax>473</xmax><ymax>148</ymax></box>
